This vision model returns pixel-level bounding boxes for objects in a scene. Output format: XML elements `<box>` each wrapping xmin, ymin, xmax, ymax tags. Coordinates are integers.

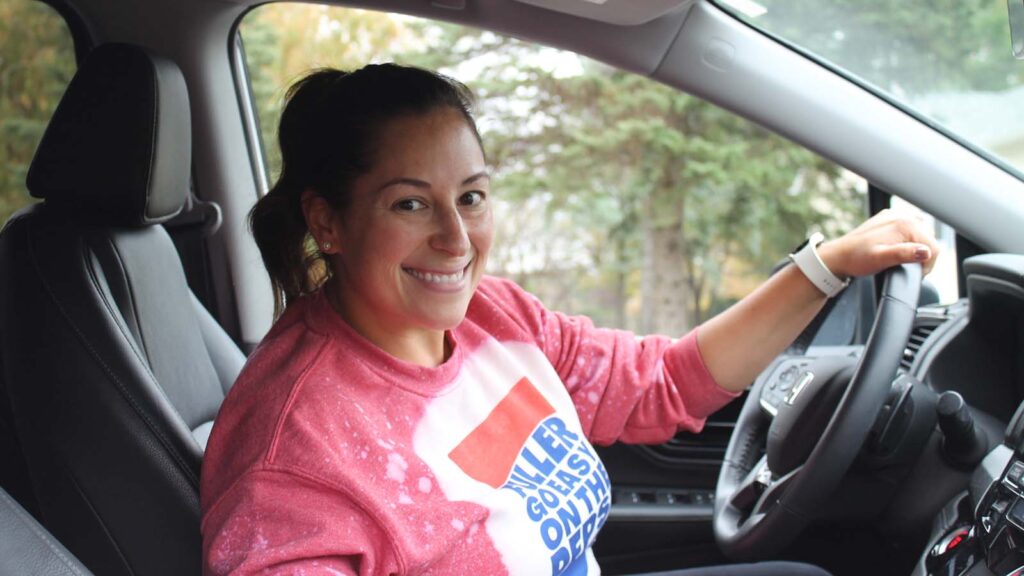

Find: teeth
<box><xmin>405</xmin><ymin>267</ymin><xmax>465</xmax><ymax>284</ymax></box>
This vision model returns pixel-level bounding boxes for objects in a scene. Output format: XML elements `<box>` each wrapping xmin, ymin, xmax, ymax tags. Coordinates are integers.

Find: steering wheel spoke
<box><xmin>751</xmin><ymin>464</ymin><xmax>801</xmax><ymax>518</ymax></box>
<box><xmin>729</xmin><ymin>456</ymin><xmax>772</xmax><ymax>513</ymax></box>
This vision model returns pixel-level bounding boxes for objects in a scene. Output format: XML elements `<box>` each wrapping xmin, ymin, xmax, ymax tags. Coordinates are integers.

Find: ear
<box><xmin>301</xmin><ymin>189</ymin><xmax>342</xmax><ymax>254</ymax></box>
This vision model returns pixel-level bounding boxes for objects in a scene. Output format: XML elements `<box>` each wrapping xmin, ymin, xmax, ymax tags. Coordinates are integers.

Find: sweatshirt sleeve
<box><xmin>478</xmin><ymin>277</ymin><xmax>740</xmax><ymax>446</ymax></box>
<box><xmin>202</xmin><ymin>467</ymin><xmax>400</xmax><ymax>576</ymax></box>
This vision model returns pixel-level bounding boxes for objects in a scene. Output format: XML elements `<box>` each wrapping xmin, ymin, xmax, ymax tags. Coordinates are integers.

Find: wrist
<box><xmin>788</xmin><ymin>233</ymin><xmax>850</xmax><ymax>298</ymax></box>
<box><xmin>815</xmin><ymin>240</ymin><xmax>850</xmax><ymax>280</ymax></box>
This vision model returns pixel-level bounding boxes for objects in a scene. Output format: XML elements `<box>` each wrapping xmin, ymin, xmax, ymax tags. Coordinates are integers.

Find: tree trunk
<box><xmin>613</xmin><ymin>234</ymin><xmax>628</xmax><ymax>330</ymax></box>
<box><xmin>640</xmin><ymin>190</ymin><xmax>691</xmax><ymax>336</ymax></box>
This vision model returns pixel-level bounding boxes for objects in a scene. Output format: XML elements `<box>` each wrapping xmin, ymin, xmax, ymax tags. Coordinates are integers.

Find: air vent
<box><xmin>899</xmin><ymin>317</ymin><xmax>944</xmax><ymax>374</ymax></box>
<box><xmin>645</xmin><ymin>420</ymin><xmax>736</xmax><ymax>463</ymax></box>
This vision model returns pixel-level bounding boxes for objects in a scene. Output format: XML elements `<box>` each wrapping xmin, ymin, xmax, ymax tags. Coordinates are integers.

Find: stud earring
<box><xmin>322</xmin><ymin>241</ymin><xmax>332</xmax><ymax>252</ymax></box>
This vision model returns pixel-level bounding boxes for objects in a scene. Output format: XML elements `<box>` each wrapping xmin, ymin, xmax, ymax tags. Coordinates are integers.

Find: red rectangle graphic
<box><xmin>448</xmin><ymin>377</ymin><xmax>555</xmax><ymax>489</ymax></box>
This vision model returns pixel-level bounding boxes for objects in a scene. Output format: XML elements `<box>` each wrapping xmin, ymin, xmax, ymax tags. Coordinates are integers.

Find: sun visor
<box><xmin>512</xmin><ymin>0</ymin><xmax>695</xmax><ymax>26</ymax></box>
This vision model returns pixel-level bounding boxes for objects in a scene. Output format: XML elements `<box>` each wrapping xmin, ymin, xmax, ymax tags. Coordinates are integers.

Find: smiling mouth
<box><xmin>402</xmin><ymin>263</ymin><xmax>470</xmax><ymax>285</ymax></box>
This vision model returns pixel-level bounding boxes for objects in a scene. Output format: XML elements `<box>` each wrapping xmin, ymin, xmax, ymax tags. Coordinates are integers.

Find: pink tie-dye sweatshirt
<box><xmin>201</xmin><ymin>276</ymin><xmax>737</xmax><ymax>575</ymax></box>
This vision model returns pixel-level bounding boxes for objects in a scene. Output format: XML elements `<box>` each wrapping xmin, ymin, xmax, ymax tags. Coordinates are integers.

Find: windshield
<box><xmin>719</xmin><ymin>0</ymin><xmax>1024</xmax><ymax>176</ymax></box>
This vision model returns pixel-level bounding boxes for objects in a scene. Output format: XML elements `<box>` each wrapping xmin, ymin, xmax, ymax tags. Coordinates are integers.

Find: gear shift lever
<box><xmin>936</xmin><ymin>391</ymin><xmax>987</xmax><ymax>469</ymax></box>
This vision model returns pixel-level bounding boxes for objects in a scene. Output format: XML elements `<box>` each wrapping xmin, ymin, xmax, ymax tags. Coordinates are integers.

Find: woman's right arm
<box><xmin>202</xmin><ymin>468</ymin><xmax>400</xmax><ymax>575</ymax></box>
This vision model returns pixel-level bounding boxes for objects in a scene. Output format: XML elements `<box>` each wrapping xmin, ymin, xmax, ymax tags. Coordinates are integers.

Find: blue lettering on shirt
<box><xmin>500</xmin><ymin>416</ymin><xmax>611</xmax><ymax>576</ymax></box>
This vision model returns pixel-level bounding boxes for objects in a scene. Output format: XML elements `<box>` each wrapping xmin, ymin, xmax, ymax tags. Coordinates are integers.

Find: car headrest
<box><xmin>26</xmin><ymin>43</ymin><xmax>190</xmax><ymax>227</ymax></box>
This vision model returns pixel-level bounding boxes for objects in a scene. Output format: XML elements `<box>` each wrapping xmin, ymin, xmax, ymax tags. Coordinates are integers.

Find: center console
<box><xmin>973</xmin><ymin>456</ymin><xmax>1024</xmax><ymax>574</ymax></box>
<box><xmin>917</xmin><ymin>402</ymin><xmax>1024</xmax><ymax>576</ymax></box>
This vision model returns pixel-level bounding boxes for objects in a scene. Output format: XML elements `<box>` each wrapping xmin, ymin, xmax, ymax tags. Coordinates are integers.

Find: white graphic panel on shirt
<box><xmin>413</xmin><ymin>340</ymin><xmax>610</xmax><ymax>576</ymax></box>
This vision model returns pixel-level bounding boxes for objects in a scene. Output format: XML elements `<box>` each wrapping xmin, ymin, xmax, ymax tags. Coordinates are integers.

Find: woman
<box><xmin>200</xmin><ymin>64</ymin><xmax>938</xmax><ymax>575</ymax></box>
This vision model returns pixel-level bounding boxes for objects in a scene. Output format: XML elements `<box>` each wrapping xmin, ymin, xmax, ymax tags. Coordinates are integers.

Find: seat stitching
<box><xmin>0</xmin><ymin>488</ymin><xmax>87</xmax><ymax>576</ymax></box>
<box><xmin>27</xmin><ymin>221</ymin><xmax>198</xmax><ymax>487</ymax></box>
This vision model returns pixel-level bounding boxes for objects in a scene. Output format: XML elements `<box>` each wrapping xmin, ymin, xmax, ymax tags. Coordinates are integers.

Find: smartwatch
<box><xmin>788</xmin><ymin>232</ymin><xmax>849</xmax><ymax>298</ymax></box>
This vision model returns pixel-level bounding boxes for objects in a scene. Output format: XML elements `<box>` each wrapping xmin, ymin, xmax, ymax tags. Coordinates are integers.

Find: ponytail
<box><xmin>248</xmin><ymin>177</ymin><xmax>323</xmax><ymax>317</ymax></box>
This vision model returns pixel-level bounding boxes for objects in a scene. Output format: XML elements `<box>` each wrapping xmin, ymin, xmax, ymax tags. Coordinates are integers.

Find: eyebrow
<box><xmin>375</xmin><ymin>171</ymin><xmax>491</xmax><ymax>194</ymax></box>
<box><xmin>462</xmin><ymin>171</ymin><xmax>490</xmax><ymax>186</ymax></box>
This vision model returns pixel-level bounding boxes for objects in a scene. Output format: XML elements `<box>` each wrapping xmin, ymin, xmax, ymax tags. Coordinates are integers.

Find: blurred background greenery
<box><xmin>240</xmin><ymin>5</ymin><xmax>862</xmax><ymax>334</ymax></box>
<box><xmin>5</xmin><ymin>0</ymin><xmax>1009</xmax><ymax>334</ymax></box>
<box><xmin>0</xmin><ymin>1</ymin><xmax>74</xmax><ymax>227</ymax></box>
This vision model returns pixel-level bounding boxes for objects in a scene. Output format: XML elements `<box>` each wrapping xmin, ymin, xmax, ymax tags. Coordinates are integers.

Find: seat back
<box><xmin>0</xmin><ymin>43</ymin><xmax>244</xmax><ymax>576</ymax></box>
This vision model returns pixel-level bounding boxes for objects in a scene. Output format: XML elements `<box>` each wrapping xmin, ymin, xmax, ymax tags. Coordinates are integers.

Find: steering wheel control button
<box><xmin>784</xmin><ymin>371</ymin><xmax>814</xmax><ymax>406</ymax></box>
<box><xmin>760</xmin><ymin>361</ymin><xmax>818</xmax><ymax>417</ymax></box>
<box><xmin>779</xmin><ymin>365</ymin><xmax>799</xmax><ymax>386</ymax></box>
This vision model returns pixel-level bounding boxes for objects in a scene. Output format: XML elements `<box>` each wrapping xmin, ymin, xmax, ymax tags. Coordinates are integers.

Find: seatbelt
<box><xmin>163</xmin><ymin>193</ymin><xmax>222</xmax><ymax>315</ymax></box>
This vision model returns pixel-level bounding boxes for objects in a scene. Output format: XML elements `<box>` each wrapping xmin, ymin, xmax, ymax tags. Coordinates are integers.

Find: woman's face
<box><xmin>328</xmin><ymin>107</ymin><xmax>493</xmax><ymax>352</ymax></box>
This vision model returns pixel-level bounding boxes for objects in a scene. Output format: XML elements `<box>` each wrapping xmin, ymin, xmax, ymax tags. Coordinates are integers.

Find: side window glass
<box><xmin>890</xmin><ymin>197</ymin><xmax>959</xmax><ymax>305</ymax></box>
<box><xmin>0</xmin><ymin>1</ymin><xmax>76</xmax><ymax>224</ymax></box>
<box><xmin>0</xmin><ymin>1</ymin><xmax>75</xmax><ymax>223</ymax></box>
<box><xmin>239</xmin><ymin>5</ymin><xmax>868</xmax><ymax>334</ymax></box>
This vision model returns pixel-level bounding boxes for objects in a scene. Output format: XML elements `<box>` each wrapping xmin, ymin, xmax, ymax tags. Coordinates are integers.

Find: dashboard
<box><xmin>907</xmin><ymin>254</ymin><xmax>1024</xmax><ymax>576</ymax></box>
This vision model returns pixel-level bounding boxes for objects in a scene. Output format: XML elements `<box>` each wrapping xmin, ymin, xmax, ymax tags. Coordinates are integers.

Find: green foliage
<box><xmin>5</xmin><ymin>0</ymin><xmax>1009</xmax><ymax>333</ymax></box>
<box><xmin>248</xmin><ymin>4</ymin><xmax>1024</xmax><ymax>330</ymax></box>
<box><xmin>754</xmin><ymin>0</ymin><xmax>1020</xmax><ymax>95</ymax></box>
<box><xmin>0</xmin><ymin>0</ymin><xmax>986</xmax><ymax>332</ymax></box>
<box><xmin>0</xmin><ymin>0</ymin><xmax>75</xmax><ymax>224</ymax></box>
<box><xmin>240</xmin><ymin>5</ymin><xmax>428</xmax><ymax>181</ymax></box>
<box><xmin>401</xmin><ymin>24</ymin><xmax>860</xmax><ymax>329</ymax></box>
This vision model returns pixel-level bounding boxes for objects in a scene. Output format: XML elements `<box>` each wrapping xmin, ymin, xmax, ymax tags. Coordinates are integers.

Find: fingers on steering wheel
<box><xmin>872</xmin><ymin>242</ymin><xmax>935</xmax><ymax>275</ymax></box>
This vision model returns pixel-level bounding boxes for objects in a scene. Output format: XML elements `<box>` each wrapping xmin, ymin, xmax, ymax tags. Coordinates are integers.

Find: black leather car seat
<box><xmin>0</xmin><ymin>43</ymin><xmax>244</xmax><ymax>576</ymax></box>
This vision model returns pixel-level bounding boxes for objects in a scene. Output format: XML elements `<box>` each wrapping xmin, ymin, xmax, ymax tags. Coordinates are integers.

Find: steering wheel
<box><xmin>714</xmin><ymin>263</ymin><xmax>922</xmax><ymax>560</ymax></box>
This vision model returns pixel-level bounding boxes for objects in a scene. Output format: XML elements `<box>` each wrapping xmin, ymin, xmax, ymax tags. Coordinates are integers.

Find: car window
<box><xmin>719</xmin><ymin>0</ymin><xmax>1024</xmax><ymax>181</ymax></box>
<box><xmin>889</xmin><ymin>198</ymin><xmax>959</xmax><ymax>304</ymax></box>
<box><xmin>0</xmin><ymin>0</ymin><xmax>76</xmax><ymax>224</ymax></box>
<box><xmin>238</xmin><ymin>4</ymin><xmax>869</xmax><ymax>335</ymax></box>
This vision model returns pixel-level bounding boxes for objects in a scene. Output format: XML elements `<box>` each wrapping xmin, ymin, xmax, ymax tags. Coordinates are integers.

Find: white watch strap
<box><xmin>788</xmin><ymin>232</ymin><xmax>850</xmax><ymax>298</ymax></box>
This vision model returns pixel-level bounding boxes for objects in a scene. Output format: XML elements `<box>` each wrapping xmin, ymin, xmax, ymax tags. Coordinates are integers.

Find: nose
<box><xmin>430</xmin><ymin>205</ymin><xmax>470</xmax><ymax>257</ymax></box>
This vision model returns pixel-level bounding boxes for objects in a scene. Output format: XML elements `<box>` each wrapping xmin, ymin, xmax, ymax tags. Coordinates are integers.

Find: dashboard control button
<box><xmin>1007</xmin><ymin>461</ymin><xmax>1024</xmax><ymax>485</ymax></box>
<box><xmin>1008</xmin><ymin>499</ymin><xmax>1024</xmax><ymax>529</ymax></box>
<box><xmin>982</xmin><ymin>513</ymin><xmax>994</xmax><ymax>533</ymax></box>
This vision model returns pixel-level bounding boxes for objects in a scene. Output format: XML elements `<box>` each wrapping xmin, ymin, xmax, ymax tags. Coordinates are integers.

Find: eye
<box><xmin>392</xmin><ymin>198</ymin><xmax>427</xmax><ymax>212</ymax></box>
<box><xmin>459</xmin><ymin>191</ymin><xmax>486</xmax><ymax>207</ymax></box>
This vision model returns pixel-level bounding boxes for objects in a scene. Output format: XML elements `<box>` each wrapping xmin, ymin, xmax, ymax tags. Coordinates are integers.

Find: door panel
<box><xmin>594</xmin><ymin>394</ymin><xmax>747</xmax><ymax>572</ymax></box>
